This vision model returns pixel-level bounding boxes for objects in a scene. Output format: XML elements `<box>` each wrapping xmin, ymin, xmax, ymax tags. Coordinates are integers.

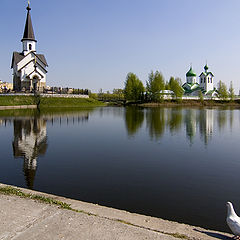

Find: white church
<box><xmin>11</xmin><ymin>3</ymin><xmax>48</xmax><ymax>92</ymax></box>
<box><xmin>182</xmin><ymin>64</ymin><xmax>217</xmax><ymax>96</ymax></box>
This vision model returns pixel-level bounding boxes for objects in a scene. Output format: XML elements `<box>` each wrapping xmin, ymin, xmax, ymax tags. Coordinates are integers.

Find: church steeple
<box><xmin>22</xmin><ymin>1</ymin><xmax>36</xmax><ymax>42</ymax></box>
<box><xmin>22</xmin><ymin>2</ymin><xmax>37</xmax><ymax>55</ymax></box>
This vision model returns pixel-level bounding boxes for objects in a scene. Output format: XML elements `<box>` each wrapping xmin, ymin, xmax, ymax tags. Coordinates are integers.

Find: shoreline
<box><xmin>139</xmin><ymin>101</ymin><xmax>240</xmax><ymax>108</ymax></box>
<box><xmin>0</xmin><ymin>183</ymin><xmax>232</xmax><ymax>240</ymax></box>
<box><xmin>0</xmin><ymin>95</ymin><xmax>105</xmax><ymax>109</ymax></box>
<box><xmin>1</xmin><ymin>94</ymin><xmax>240</xmax><ymax>109</ymax></box>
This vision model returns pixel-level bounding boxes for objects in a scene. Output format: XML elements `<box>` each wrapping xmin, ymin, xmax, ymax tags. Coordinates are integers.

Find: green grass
<box><xmin>0</xmin><ymin>95</ymin><xmax>105</xmax><ymax>108</ymax></box>
<box><xmin>0</xmin><ymin>96</ymin><xmax>36</xmax><ymax>106</ymax></box>
<box><xmin>39</xmin><ymin>97</ymin><xmax>105</xmax><ymax>108</ymax></box>
<box><xmin>0</xmin><ymin>186</ymin><xmax>73</xmax><ymax>210</ymax></box>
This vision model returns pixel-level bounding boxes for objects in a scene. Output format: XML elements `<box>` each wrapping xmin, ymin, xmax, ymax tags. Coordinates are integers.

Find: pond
<box><xmin>0</xmin><ymin>106</ymin><xmax>239</xmax><ymax>232</ymax></box>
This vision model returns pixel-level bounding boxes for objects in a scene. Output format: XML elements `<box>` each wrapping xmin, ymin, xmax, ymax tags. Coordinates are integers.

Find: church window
<box><xmin>29</xmin><ymin>44</ymin><xmax>32</xmax><ymax>50</ymax></box>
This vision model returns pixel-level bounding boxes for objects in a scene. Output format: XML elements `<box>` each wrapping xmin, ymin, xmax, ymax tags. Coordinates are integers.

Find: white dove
<box><xmin>226</xmin><ymin>202</ymin><xmax>240</xmax><ymax>239</ymax></box>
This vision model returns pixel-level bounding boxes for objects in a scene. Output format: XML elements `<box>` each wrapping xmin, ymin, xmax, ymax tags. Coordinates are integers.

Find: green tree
<box><xmin>169</xmin><ymin>77</ymin><xmax>184</xmax><ymax>101</ymax></box>
<box><xmin>165</xmin><ymin>81</ymin><xmax>170</xmax><ymax>90</ymax></box>
<box><xmin>217</xmin><ymin>81</ymin><xmax>228</xmax><ymax>100</ymax></box>
<box><xmin>228</xmin><ymin>81</ymin><xmax>235</xmax><ymax>101</ymax></box>
<box><xmin>113</xmin><ymin>88</ymin><xmax>124</xmax><ymax>100</ymax></box>
<box><xmin>169</xmin><ymin>77</ymin><xmax>175</xmax><ymax>89</ymax></box>
<box><xmin>124</xmin><ymin>73</ymin><xmax>145</xmax><ymax>101</ymax></box>
<box><xmin>146</xmin><ymin>71</ymin><xmax>165</xmax><ymax>102</ymax></box>
<box><xmin>98</xmin><ymin>88</ymin><xmax>104</xmax><ymax>100</ymax></box>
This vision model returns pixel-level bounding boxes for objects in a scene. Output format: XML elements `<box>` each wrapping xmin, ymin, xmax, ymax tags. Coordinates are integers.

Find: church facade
<box><xmin>11</xmin><ymin>3</ymin><xmax>48</xmax><ymax>92</ymax></box>
<box><xmin>182</xmin><ymin>64</ymin><xmax>217</xmax><ymax>96</ymax></box>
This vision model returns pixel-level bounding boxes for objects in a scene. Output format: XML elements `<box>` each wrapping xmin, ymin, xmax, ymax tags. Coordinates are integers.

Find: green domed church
<box><xmin>182</xmin><ymin>65</ymin><xmax>217</xmax><ymax>96</ymax></box>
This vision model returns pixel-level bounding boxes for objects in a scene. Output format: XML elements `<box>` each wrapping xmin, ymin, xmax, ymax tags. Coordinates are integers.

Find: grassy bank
<box><xmin>39</xmin><ymin>97</ymin><xmax>105</xmax><ymax>108</ymax></box>
<box><xmin>0</xmin><ymin>95</ymin><xmax>105</xmax><ymax>108</ymax></box>
<box><xmin>139</xmin><ymin>99</ymin><xmax>240</xmax><ymax>108</ymax></box>
<box><xmin>0</xmin><ymin>96</ymin><xmax>36</xmax><ymax>106</ymax></box>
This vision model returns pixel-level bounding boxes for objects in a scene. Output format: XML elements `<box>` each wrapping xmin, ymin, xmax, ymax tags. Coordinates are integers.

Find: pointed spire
<box><xmin>21</xmin><ymin>1</ymin><xmax>37</xmax><ymax>42</ymax></box>
<box><xmin>27</xmin><ymin>1</ymin><xmax>31</xmax><ymax>11</ymax></box>
<box><xmin>204</xmin><ymin>63</ymin><xmax>209</xmax><ymax>73</ymax></box>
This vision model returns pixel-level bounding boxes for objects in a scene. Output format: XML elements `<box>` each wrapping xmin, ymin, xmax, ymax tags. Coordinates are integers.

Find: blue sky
<box><xmin>1</xmin><ymin>0</ymin><xmax>240</xmax><ymax>93</ymax></box>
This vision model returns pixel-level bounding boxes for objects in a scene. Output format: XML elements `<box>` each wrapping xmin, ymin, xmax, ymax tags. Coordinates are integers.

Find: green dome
<box><xmin>204</xmin><ymin>64</ymin><xmax>209</xmax><ymax>72</ymax></box>
<box><xmin>186</xmin><ymin>67</ymin><xmax>197</xmax><ymax>77</ymax></box>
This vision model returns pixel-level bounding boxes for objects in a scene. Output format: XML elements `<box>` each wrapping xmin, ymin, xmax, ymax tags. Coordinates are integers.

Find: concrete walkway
<box><xmin>0</xmin><ymin>183</ymin><xmax>232</xmax><ymax>240</ymax></box>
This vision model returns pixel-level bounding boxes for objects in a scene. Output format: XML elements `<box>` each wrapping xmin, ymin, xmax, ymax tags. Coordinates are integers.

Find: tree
<box><xmin>124</xmin><ymin>73</ymin><xmax>145</xmax><ymax>101</ymax></box>
<box><xmin>165</xmin><ymin>81</ymin><xmax>170</xmax><ymax>90</ymax></box>
<box><xmin>217</xmin><ymin>81</ymin><xmax>228</xmax><ymax>100</ymax></box>
<box><xmin>169</xmin><ymin>77</ymin><xmax>175</xmax><ymax>90</ymax></box>
<box><xmin>146</xmin><ymin>71</ymin><xmax>165</xmax><ymax>102</ymax></box>
<box><xmin>169</xmin><ymin>77</ymin><xmax>184</xmax><ymax>101</ymax></box>
<box><xmin>228</xmin><ymin>81</ymin><xmax>235</xmax><ymax>101</ymax></box>
<box><xmin>98</xmin><ymin>88</ymin><xmax>104</xmax><ymax>100</ymax></box>
<box><xmin>113</xmin><ymin>88</ymin><xmax>124</xmax><ymax>100</ymax></box>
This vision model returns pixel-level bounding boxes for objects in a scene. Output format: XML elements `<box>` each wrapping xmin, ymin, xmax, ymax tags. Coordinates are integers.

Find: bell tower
<box><xmin>21</xmin><ymin>2</ymin><xmax>37</xmax><ymax>55</ymax></box>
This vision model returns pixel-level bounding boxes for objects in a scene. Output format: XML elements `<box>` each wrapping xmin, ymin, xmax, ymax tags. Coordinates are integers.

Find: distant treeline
<box><xmin>91</xmin><ymin>71</ymin><xmax>183</xmax><ymax>102</ymax></box>
<box><xmin>91</xmin><ymin>71</ymin><xmax>236</xmax><ymax>103</ymax></box>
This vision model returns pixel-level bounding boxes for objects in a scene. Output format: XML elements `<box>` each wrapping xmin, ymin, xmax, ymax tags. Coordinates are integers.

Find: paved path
<box><xmin>0</xmin><ymin>184</ymin><xmax>233</xmax><ymax>240</ymax></box>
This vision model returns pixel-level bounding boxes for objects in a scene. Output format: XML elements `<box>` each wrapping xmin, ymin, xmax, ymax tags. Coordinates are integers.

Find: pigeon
<box><xmin>226</xmin><ymin>202</ymin><xmax>240</xmax><ymax>239</ymax></box>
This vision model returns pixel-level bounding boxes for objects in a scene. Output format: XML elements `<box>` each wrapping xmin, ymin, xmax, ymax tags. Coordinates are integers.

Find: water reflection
<box><xmin>185</xmin><ymin>109</ymin><xmax>197</xmax><ymax>144</ymax></box>
<box><xmin>146</xmin><ymin>108</ymin><xmax>165</xmax><ymax>140</ymax></box>
<box><xmin>0</xmin><ymin>110</ymin><xmax>90</xmax><ymax>189</ymax></box>
<box><xmin>199</xmin><ymin>109</ymin><xmax>214</xmax><ymax>145</ymax></box>
<box><xmin>125</xmin><ymin>107</ymin><xmax>144</xmax><ymax>136</ymax></box>
<box><xmin>167</xmin><ymin>108</ymin><xmax>182</xmax><ymax>134</ymax></box>
<box><xmin>12</xmin><ymin>118</ymin><xmax>47</xmax><ymax>189</ymax></box>
<box><xmin>123</xmin><ymin>107</ymin><xmax>230</xmax><ymax>145</ymax></box>
<box><xmin>217</xmin><ymin>110</ymin><xmax>227</xmax><ymax>132</ymax></box>
<box><xmin>0</xmin><ymin>108</ymin><xmax>235</xmax><ymax>186</ymax></box>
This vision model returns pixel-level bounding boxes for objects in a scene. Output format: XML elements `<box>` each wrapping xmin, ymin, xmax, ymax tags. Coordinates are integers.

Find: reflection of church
<box><xmin>185</xmin><ymin>109</ymin><xmax>197</xmax><ymax>143</ymax></box>
<box><xmin>184</xmin><ymin>109</ymin><xmax>214</xmax><ymax>145</ymax></box>
<box><xmin>12</xmin><ymin>118</ymin><xmax>47</xmax><ymax>189</ymax></box>
<box><xmin>199</xmin><ymin>109</ymin><xmax>214</xmax><ymax>145</ymax></box>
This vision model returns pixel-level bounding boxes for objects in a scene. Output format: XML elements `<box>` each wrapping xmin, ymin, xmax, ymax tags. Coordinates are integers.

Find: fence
<box><xmin>0</xmin><ymin>93</ymin><xmax>89</xmax><ymax>99</ymax></box>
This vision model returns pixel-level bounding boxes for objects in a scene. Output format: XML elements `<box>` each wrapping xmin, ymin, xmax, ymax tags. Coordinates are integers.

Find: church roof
<box><xmin>199</xmin><ymin>72</ymin><xmax>214</xmax><ymax>77</ymax></box>
<box><xmin>21</xmin><ymin>3</ymin><xmax>37</xmax><ymax>42</ymax></box>
<box><xmin>186</xmin><ymin>67</ymin><xmax>197</xmax><ymax>77</ymax></box>
<box><xmin>11</xmin><ymin>52</ymin><xmax>24</xmax><ymax>68</ymax></box>
<box><xmin>37</xmin><ymin>54</ymin><xmax>48</xmax><ymax>67</ymax></box>
<box><xmin>11</xmin><ymin>52</ymin><xmax>48</xmax><ymax>68</ymax></box>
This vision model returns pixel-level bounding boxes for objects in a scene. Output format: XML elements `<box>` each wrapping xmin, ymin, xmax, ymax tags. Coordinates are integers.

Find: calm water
<box><xmin>0</xmin><ymin>106</ymin><xmax>240</xmax><ymax>232</ymax></box>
